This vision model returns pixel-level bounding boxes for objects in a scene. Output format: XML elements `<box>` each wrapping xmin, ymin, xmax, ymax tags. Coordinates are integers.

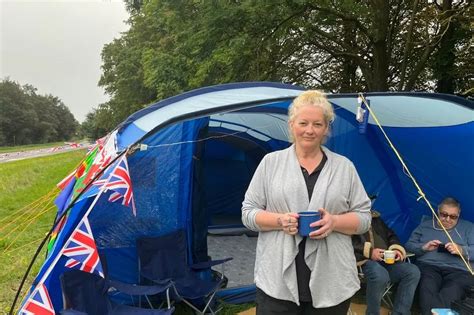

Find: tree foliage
<box><xmin>78</xmin><ymin>103</ymin><xmax>117</xmax><ymax>140</ymax></box>
<box><xmin>92</xmin><ymin>0</ymin><xmax>472</xmax><ymax>133</ymax></box>
<box><xmin>0</xmin><ymin>78</ymin><xmax>79</xmax><ymax>146</ymax></box>
<box><xmin>430</xmin><ymin>0</ymin><xmax>472</xmax><ymax>94</ymax></box>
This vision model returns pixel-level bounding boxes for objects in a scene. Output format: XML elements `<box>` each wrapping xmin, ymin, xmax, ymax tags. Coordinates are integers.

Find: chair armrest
<box><xmin>108</xmin><ymin>278</ymin><xmax>173</xmax><ymax>296</ymax></box>
<box><xmin>191</xmin><ymin>257</ymin><xmax>233</xmax><ymax>270</ymax></box>
<box><xmin>405</xmin><ymin>252</ymin><xmax>415</xmax><ymax>263</ymax></box>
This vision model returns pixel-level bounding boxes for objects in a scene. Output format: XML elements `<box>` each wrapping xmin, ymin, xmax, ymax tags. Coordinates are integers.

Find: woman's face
<box><xmin>290</xmin><ymin>105</ymin><xmax>329</xmax><ymax>150</ymax></box>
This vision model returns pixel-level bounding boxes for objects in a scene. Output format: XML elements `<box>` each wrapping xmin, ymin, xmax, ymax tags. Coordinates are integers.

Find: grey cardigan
<box><xmin>242</xmin><ymin>145</ymin><xmax>371</xmax><ymax>308</ymax></box>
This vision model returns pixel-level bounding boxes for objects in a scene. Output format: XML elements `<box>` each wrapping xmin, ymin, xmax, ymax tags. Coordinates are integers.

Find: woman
<box><xmin>242</xmin><ymin>90</ymin><xmax>372</xmax><ymax>314</ymax></box>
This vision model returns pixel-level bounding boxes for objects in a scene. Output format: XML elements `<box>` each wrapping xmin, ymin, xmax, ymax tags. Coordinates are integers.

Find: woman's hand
<box><xmin>308</xmin><ymin>208</ymin><xmax>335</xmax><ymax>239</ymax></box>
<box><xmin>279</xmin><ymin>213</ymin><xmax>300</xmax><ymax>235</ymax></box>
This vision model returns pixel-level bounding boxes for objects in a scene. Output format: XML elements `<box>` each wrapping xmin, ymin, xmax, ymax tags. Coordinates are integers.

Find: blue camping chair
<box><xmin>136</xmin><ymin>230</ymin><xmax>232</xmax><ymax>314</ymax></box>
<box><xmin>60</xmin><ymin>269</ymin><xmax>174</xmax><ymax>315</ymax></box>
<box><xmin>101</xmin><ymin>251</ymin><xmax>173</xmax><ymax>310</ymax></box>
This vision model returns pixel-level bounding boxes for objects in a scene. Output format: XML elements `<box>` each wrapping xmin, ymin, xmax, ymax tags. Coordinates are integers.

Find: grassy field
<box><xmin>0</xmin><ymin>150</ymin><xmax>86</xmax><ymax>313</ymax></box>
<box><xmin>0</xmin><ymin>142</ymin><xmax>69</xmax><ymax>154</ymax></box>
<box><xmin>0</xmin><ymin>150</ymin><xmax>254</xmax><ymax>314</ymax></box>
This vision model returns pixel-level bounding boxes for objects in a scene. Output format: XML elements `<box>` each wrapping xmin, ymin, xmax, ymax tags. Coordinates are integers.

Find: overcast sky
<box><xmin>0</xmin><ymin>0</ymin><xmax>130</xmax><ymax>122</ymax></box>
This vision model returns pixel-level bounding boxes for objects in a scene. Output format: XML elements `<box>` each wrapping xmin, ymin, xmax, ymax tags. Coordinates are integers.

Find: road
<box><xmin>0</xmin><ymin>144</ymin><xmax>87</xmax><ymax>163</ymax></box>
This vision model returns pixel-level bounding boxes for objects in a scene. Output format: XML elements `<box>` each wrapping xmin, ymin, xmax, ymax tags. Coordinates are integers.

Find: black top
<box><xmin>295</xmin><ymin>153</ymin><xmax>327</xmax><ymax>302</ymax></box>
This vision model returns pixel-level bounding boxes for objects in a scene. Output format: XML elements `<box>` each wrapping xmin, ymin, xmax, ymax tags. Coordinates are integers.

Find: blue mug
<box><xmin>298</xmin><ymin>211</ymin><xmax>321</xmax><ymax>237</ymax></box>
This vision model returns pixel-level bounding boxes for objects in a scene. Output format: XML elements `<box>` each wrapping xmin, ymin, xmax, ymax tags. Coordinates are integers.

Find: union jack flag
<box><xmin>95</xmin><ymin>154</ymin><xmax>136</xmax><ymax>216</ymax></box>
<box><xmin>62</xmin><ymin>218</ymin><xmax>104</xmax><ymax>277</ymax></box>
<box><xmin>19</xmin><ymin>283</ymin><xmax>55</xmax><ymax>315</ymax></box>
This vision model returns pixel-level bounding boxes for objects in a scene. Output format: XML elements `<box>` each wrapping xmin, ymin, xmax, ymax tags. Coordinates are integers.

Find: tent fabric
<box><xmin>117</xmin><ymin>82</ymin><xmax>304</xmax><ymax>150</ymax></box>
<box><xmin>22</xmin><ymin>82</ymin><xmax>473</xmax><ymax>313</ymax></box>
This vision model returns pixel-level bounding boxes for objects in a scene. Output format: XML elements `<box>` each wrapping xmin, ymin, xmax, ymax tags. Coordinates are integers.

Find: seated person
<box><xmin>405</xmin><ymin>197</ymin><xmax>474</xmax><ymax>315</ymax></box>
<box><xmin>353</xmin><ymin>210</ymin><xmax>420</xmax><ymax>315</ymax></box>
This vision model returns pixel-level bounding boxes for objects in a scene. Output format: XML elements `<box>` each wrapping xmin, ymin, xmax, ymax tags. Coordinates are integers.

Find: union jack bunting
<box><xmin>62</xmin><ymin>218</ymin><xmax>104</xmax><ymax>277</ymax></box>
<box><xmin>19</xmin><ymin>283</ymin><xmax>55</xmax><ymax>315</ymax></box>
<box><xmin>96</xmin><ymin>154</ymin><xmax>136</xmax><ymax>216</ymax></box>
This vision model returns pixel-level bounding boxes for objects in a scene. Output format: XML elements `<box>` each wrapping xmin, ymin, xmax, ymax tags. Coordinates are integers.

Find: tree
<box><xmin>79</xmin><ymin>104</ymin><xmax>114</xmax><ymax>140</ymax></box>
<box><xmin>0</xmin><ymin>79</ymin><xmax>37</xmax><ymax>145</ymax></box>
<box><xmin>0</xmin><ymin>78</ymin><xmax>79</xmax><ymax>146</ymax></box>
<box><xmin>79</xmin><ymin>111</ymin><xmax>98</xmax><ymax>140</ymax></box>
<box><xmin>94</xmin><ymin>0</ymin><xmax>473</xmax><ymax>132</ymax></box>
<box><xmin>430</xmin><ymin>0</ymin><xmax>472</xmax><ymax>95</ymax></box>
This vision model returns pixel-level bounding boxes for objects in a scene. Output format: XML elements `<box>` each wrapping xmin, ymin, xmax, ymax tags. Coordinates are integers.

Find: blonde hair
<box><xmin>288</xmin><ymin>90</ymin><xmax>335</xmax><ymax>142</ymax></box>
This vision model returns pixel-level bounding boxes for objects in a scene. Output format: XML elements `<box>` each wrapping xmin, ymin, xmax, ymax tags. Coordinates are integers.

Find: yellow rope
<box><xmin>358</xmin><ymin>93</ymin><xmax>473</xmax><ymax>275</ymax></box>
<box><xmin>1</xmin><ymin>201</ymin><xmax>54</xmax><ymax>246</ymax></box>
<box><xmin>0</xmin><ymin>188</ymin><xmax>58</xmax><ymax>230</ymax></box>
<box><xmin>1</xmin><ymin>204</ymin><xmax>54</xmax><ymax>253</ymax></box>
<box><xmin>0</xmin><ymin>196</ymin><xmax>54</xmax><ymax>242</ymax></box>
<box><xmin>2</xmin><ymin>236</ymin><xmax>44</xmax><ymax>255</ymax></box>
<box><xmin>0</xmin><ymin>150</ymin><xmax>90</xmax><ymax>312</ymax></box>
<box><xmin>0</xmin><ymin>203</ymin><xmax>55</xmax><ymax>237</ymax></box>
<box><xmin>1</xmin><ymin>205</ymin><xmax>55</xmax><ymax>252</ymax></box>
<box><xmin>0</xmin><ymin>147</ymin><xmax>88</xmax><ymax>230</ymax></box>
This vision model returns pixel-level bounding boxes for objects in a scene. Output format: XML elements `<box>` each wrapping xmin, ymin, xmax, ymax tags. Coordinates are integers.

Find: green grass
<box><xmin>0</xmin><ymin>150</ymin><xmax>86</xmax><ymax>313</ymax></box>
<box><xmin>219</xmin><ymin>303</ymin><xmax>255</xmax><ymax>314</ymax></box>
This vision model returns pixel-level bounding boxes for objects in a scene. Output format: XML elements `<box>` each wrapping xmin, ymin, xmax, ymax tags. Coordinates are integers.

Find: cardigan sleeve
<box><xmin>348</xmin><ymin>162</ymin><xmax>372</xmax><ymax>234</ymax></box>
<box><xmin>241</xmin><ymin>155</ymin><xmax>268</xmax><ymax>231</ymax></box>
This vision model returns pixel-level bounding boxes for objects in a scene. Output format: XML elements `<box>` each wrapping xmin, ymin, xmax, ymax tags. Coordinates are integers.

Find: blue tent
<box><xmin>21</xmin><ymin>82</ymin><xmax>474</xmax><ymax>312</ymax></box>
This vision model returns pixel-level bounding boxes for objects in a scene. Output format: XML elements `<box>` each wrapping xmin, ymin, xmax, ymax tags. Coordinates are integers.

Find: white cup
<box><xmin>383</xmin><ymin>250</ymin><xmax>396</xmax><ymax>264</ymax></box>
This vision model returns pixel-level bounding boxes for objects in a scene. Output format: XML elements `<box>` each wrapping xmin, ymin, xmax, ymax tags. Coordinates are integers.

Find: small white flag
<box><xmin>356</xmin><ymin>106</ymin><xmax>366</xmax><ymax>123</ymax></box>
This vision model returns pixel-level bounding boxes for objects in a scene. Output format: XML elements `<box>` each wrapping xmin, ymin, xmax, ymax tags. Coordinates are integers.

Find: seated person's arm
<box><xmin>464</xmin><ymin>224</ymin><xmax>474</xmax><ymax>260</ymax></box>
<box><xmin>450</xmin><ymin>222</ymin><xmax>474</xmax><ymax>260</ymax></box>
<box><xmin>405</xmin><ymin>225</ymin><xmax>429</xmax><ymax>256</ymax></box>
<box><xmin>381</xmin><ymin>219</ymin><xmax>406</xmax><ymax>260</ymax></box>
<box><xmin>352</xmin><ymin>234</ymin><xmax>371</xmax><ymax>262</ymax></box>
